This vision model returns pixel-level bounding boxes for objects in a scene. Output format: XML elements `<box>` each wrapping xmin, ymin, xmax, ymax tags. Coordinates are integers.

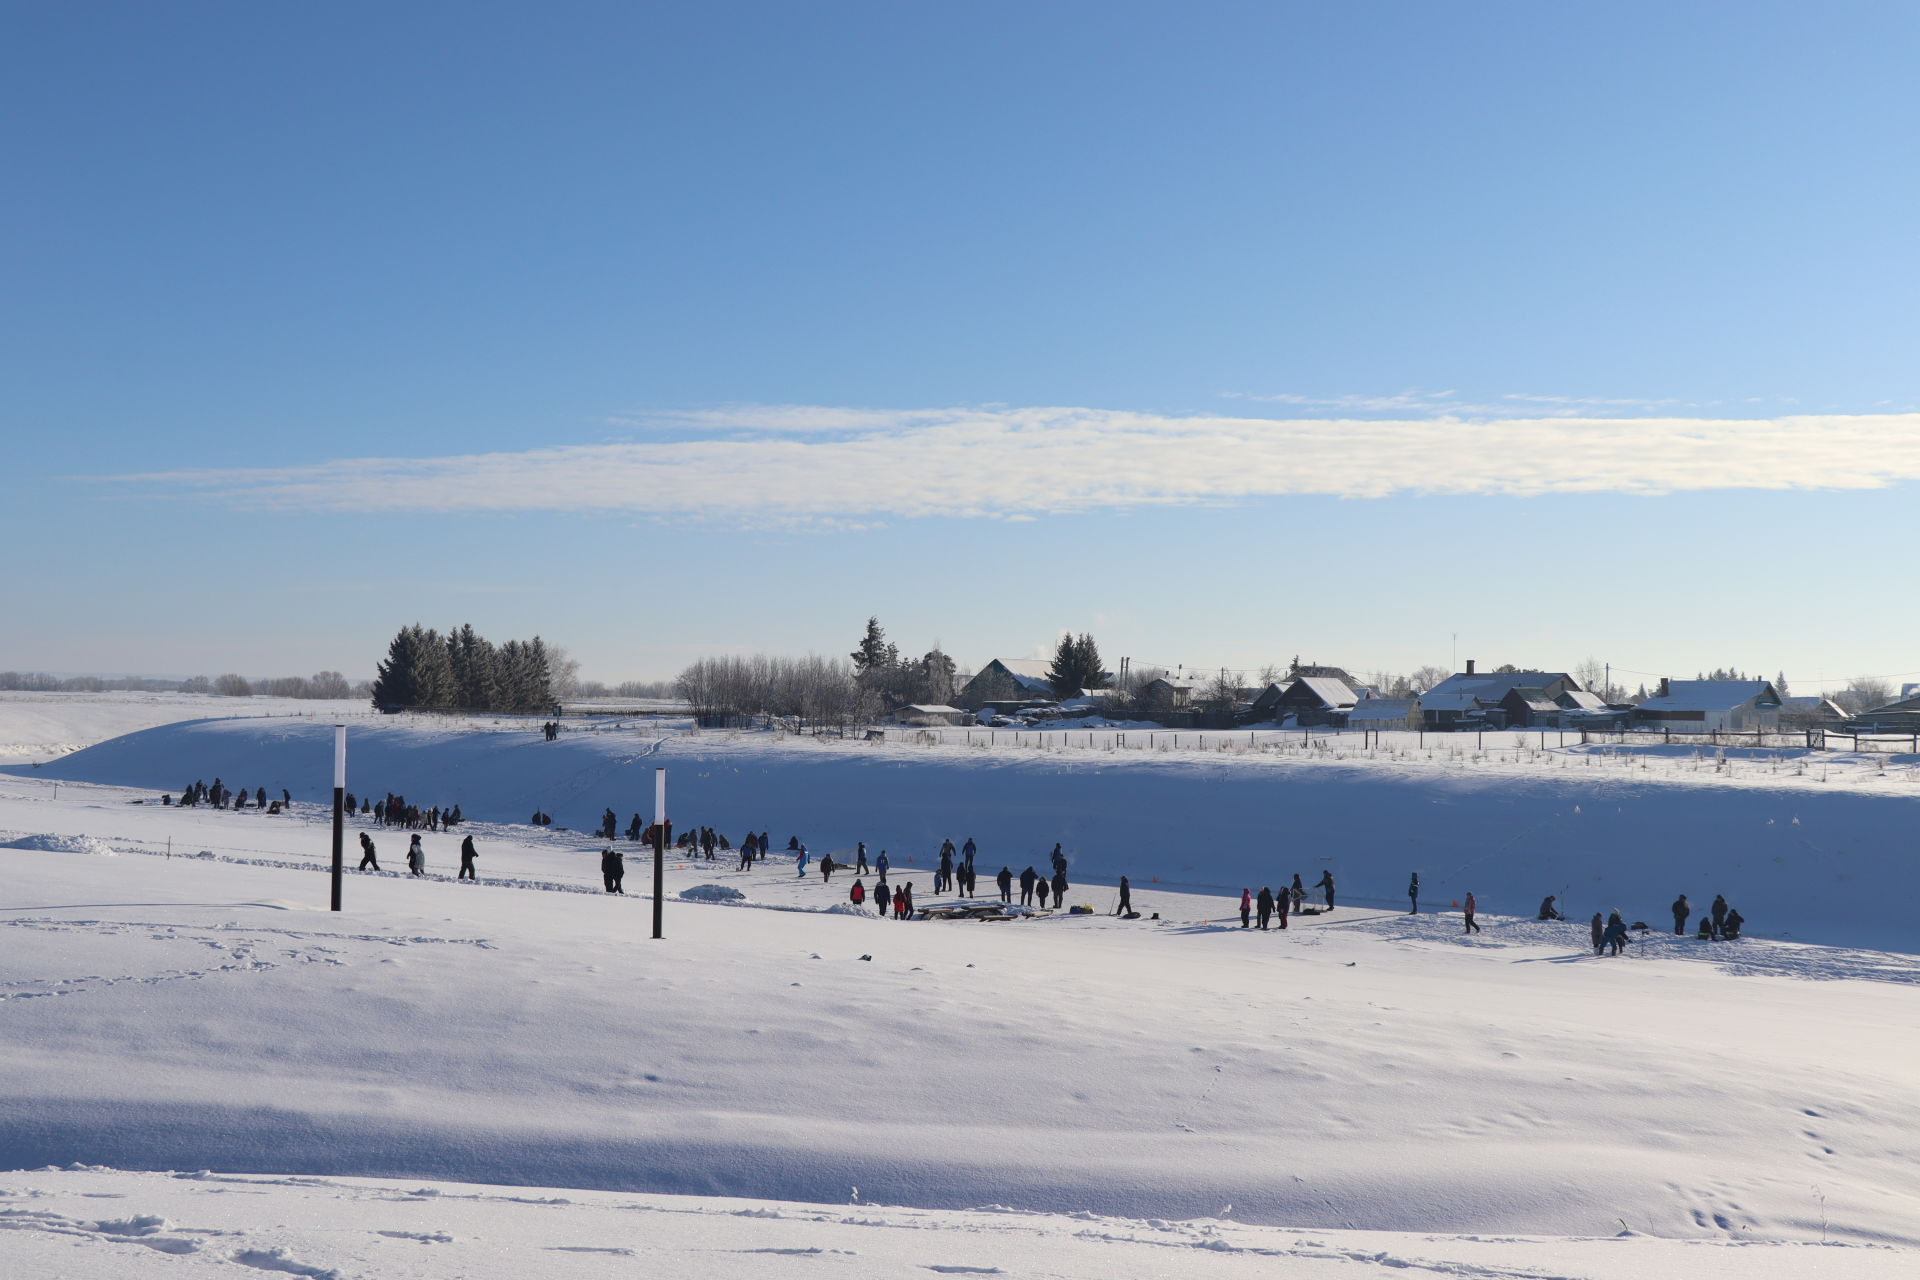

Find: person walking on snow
<box><xmin>997</xmin><ymin>866</ymin><xmax>1014</xmax><ymax>903</ymax></box>
<box><xmin>796</xmin><ymin>846</ymin><xmax>809</xmax><ymax>878</ymax></box>
<box><xmin>876</xmin><ymin>850</ymin><xmax>890</xmax><ymax>879</ymax></box>
<box><xmin>873</xmin><ymin>878</ymin><xmax>889</xmax><ymax>916</ymax></box>
<box><xmin>358</xmin><ymin>831</ymin><xmax>379</xmax><ymax>871</ymax></box>
<box><xmin>1315</xmin><ymin>870</ymin><xmax>1336</xmax><ymax>910</ymax></box>
<box><xmin>1051</xmin><ymin>869</ymin><xmax>1068</xmax><ymax>909</ymax></box>
<box><xmin>855</xmin><ymin>842</ymin><xmax>869</xmax><ymax>875</ymax></box>
<box><xmin>962</xmin><ymin>837</ymin><xmax>976</xmax><ymax>869</ymax></box>
<box><xmin>1256</xmin><ymin>885</ymin><xmax>1274</xmax><ymax>930</ymax></box>
<box><xmin>602</xmin><ymin>847</ymin><xmax>625</xmax><ymax>894</ymax></box>
<box><xmin>1408</xmin><ymin>871</ymin><xmax>1419</xmax><ymax>914</ymax></box>
<box><xmin>1240</xmin><ymin>888</ymin><xmax>1253</xmax><ymax>928</ymax></box>
<box><xmin>1116</xmin><ymin>875</ymin><xmax>1132</xmax><ymax>916</ymax></box>
<box><xmin>1590</xmin><ymin>911</ymin><xmax>1605</xmax><ymax>955</ymax></box>
<box><xmin>407</xmin><ymin>834</ymin><xmax>424</xmax><ymax>877</ymax></box>
<box><xmin>1604</xmin><ymin>911</ymin><xmax>1629</xmax><ymax>955</ymax></box>
<box><xmin>1463</xmin><ymin>891</ymin><xmax>1481</xmax><ymax>933</ymax></box>
<box><xmin>458</xmin><ymin>834</ymin><xmax>477</xmax><ymax>881</ymax></box>
<box><xmin>1672</xmin><ymin>894</ymin><xmax>1691</xmax><ymax>936</ymax></box>
<box><xmin>820</xmin><ymin>853</ymin><xmax>835</xmax><ymax>884</ymax></box>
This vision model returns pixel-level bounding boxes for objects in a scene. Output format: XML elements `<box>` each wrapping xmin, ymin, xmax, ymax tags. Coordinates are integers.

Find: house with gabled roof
<box><xmin>1631</xmin><ymin>679</ymin><xmax>1782</xmax><ymax>732</ymax></box>
<box><xmin>1344</xmin><ymin>696</ymin><xmax>1420</xmax><ymax>730</ymax></box>
<box><xmin>1271</xmin><ymin>674</ymin><xmax>1360</xmax><ymax>726</ymax></box>
<box><xmin>1418</xmin><ymin>661</ymin><xmax>1584</xmax><ymax>730</ymax></box>
<box><xmin>955</xmin><ymin>658</ymin><xmax>1056</xmax><ymax>710</ymax></box>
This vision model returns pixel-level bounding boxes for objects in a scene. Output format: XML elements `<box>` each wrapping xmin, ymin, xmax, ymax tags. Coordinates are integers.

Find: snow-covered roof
<box><xmin>981</xmin><ymin>659</ymin><xmax>1055</xmax><ymax>695</ymax></box>
<box><xmin>1782</xmin><ymin>696</ymin><xmax>1846</xmax><ymax>715</ymax></box>
<box><xmin>1504</xmin><ymin>687</ymin><xmax>1561</xmax><ymax>713</ymax></box>
<box><xmin>1346</xmin><ymin>698</ymin><xmax>1417</xmax><ymax>721</ymax></box>
<box><xmin>1556</xmin><ymin>689</ymin><xmax>1608</xmax><ymax>711</ymax></box>
<box><xmin>1146</xmin><ymin>676</ymin><xmax>1203</xmax><ymax>691</ymax></box>
<box><xmin>1636</xmin><ymin>680</ymin><xmax>1777</xmax><ymax>712</ymax></box>
<box><xmin>1290</xmin><ymin>676</ymin><xmax>1358</xmax><ymax>708</ymax></box>
<box><xmin>1420</xmin><ymin>672</ymin><xmax>1577</xmax><ymax>713</ymax></box>
<box><xmin>900</xmin><ymin>704</ymin><xmax>962</xmax><ymax>715</ymax></box>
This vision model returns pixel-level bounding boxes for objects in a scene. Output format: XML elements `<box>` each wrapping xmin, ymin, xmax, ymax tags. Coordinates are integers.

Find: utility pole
<box><xmin>330</xmin><ymin>725</ymin><xmax>346</xmax><ymax>912</ymax></box>
<box><xmin>651</xmin><ymin>767</ymin><xmax>666</xmax><ymax>940</ymax></box>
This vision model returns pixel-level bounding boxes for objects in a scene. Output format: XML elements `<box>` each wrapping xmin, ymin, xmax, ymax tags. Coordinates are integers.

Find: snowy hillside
<box><xmin>24</xmin><ymin>715</ymin><xmax>1920</xmax><ymax>951</ymax></box>
<box><xmin>0</xmin><ymin>691</ymin><xmax>369</xmax><ymax>764</ymax></box>
<box><xmin>3</xmin><ymin>712</ymin><xmax>1917</xmax><ymax>1277</ymax></box>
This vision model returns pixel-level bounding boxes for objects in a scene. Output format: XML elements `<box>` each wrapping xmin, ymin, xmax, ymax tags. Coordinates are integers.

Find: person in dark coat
<box><xmin>1722</xmin><ymin>907</ymin><xmax>1745</xmax><ymax>940</ymax></box>
<box><xmin>820</xmin><ymin>853</ymin><xmax>835</xmax><ymax>883</ymax></box>
<box><xmin>997</xmin><ymin>866</ymin><xmax>1013</xmax><ymax>903</ymax></box>
<box><xmin>1408</xmin><ymin>872</ymin><xmax>1419</xmax><ymax>914</ymax></box>
<box><xmin>1034</xmin><ymin>877</ymin><xmax>1050</xmax><ymax>909</ymax></box>
<box><xmin>1116</xmin><ymin>875</ymin><xmax>1132</xmax><ymax>916</ymax></box>
<box><xmin>255</xmin><ymin>786</ymin><xmax>267</xmax><ymax>808</ymax></box>
<box><xmin>1314</xmin><ymin>870</ymin><xmax>1336</xmax><ymax>910</ymax></box>
<box><xmin>1276</xmin><ymin>886</ymin><xmax>1290</xmax><ymax>929</ymax></box>
<box><xmin>1710</xmin><ymin>894</ymin><xmax>1729</xmax><ymax>940</ymax></box>
<box><xmin>1672</xmin><ymin>894</ymin><xmax>1691</xmax><ymax>936</ymax></box>
<box><xmin>1697</xmin><ymin>915</ymin><xmax>1715</xmax><ymax>940</ymax></box>
<box><xmin>1537</xmin><ymin>895</ymin><xmax>1562</xmax><ymax>921</ymax></box>
<box><xmin>1591</xmin><ymin>912</ymin><xmax>1606</xmax><ymax>954</ymax></box>
<box><xmin>1290</xmin><ymin>874</ymin><xmax>1306</xmax><ymax>911</ymax></box>
<box><xmin>358</xmin><ymin>831</ymin><xmax>379</xmax><ymax>871</ymax></box>
<box><xmin>1050</xmin><ymin>869</ymin><xmax>1068</xmax><ymax>909</ymax></box>
<box><xmin>406</xmin><ymin>834</ymin><xmax>424</xmax><ymax>876</ymax></box>
<box><xmin>627</xmin><ymin>814</ymin><xmax>643</xmax><ymax>842</ymax></box>
<box><xmin>602</xmin><ymin>847</ymin><xmax>625</xmax><ymax>894</ymax></box>
<box><xmin>1604</xmin><ymin>911</ymin><xmax>1629</xmax><ymax>955</ymax></box>
<box><xmin>1019</xmin><ymin>866</ymin><xmax>1038</xmax><ymax>906</ymax></box>
<box><xmin>1463</xmin><ymin>890</ymin><xmax>1481</xmax><ymax>933</ymax></box>
<box><xmin>874</xmin><ymin>878</ymin><xmax>890</xmax><ymax>916</ymax></box>
<box><xmin>962</xmin><ymin>837</ymin><xmax>976</xmax><ymax>869</ymax></box>
<box><xmin>1256</xmin><ymin>885</ymin><xmax>1274</xmax><ymax>930</ymax></box>
<box><xmin>855</xmin><ymin>842</ymin><xmax>869</xmax><ymax>874</ymax></box>
<box><xmin>458</xmin><ymin>834</ymin><xmax>477</xmax><ymax>881</ymax></box>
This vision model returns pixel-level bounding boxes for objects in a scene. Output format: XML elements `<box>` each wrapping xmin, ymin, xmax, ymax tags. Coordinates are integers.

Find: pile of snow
<box><xmin>679</xmin><ymin>883</ymin><xmax>746</xmax><ymax>902</ymax></box>
<box><xmin>2</xmin><ymin>832</ymin><xmax>118</xmax><ymax>855</ymax></box>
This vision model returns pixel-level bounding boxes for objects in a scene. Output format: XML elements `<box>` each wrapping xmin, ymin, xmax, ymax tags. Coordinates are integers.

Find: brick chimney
<box><xmin>1465</xmin><ymin>659</ymin><xmax>1476</xmax><ymax>675</ymax></box>
<box><xmin>1658</xmin><ymin>677</ymin><xmax>1670</xmax><ymax>698</ymax></box>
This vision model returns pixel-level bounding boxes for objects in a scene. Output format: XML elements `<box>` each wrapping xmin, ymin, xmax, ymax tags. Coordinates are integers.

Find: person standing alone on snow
<box><xmin>1672</xmin><ymin>894</ymin><xmax>1691</xmax><ymax>936</ymax></box>
<box><xmin>998</xmin><ymin>866</ymin><xmax>1013</xmax><ymax>903</ymax></box>
<box><xmin>1315</xmin><ymin>870</ymin><xmax>1335</xmax><ymax>910</ymax></box>
<box><xmin>1463</xmin><ymin>891</ymin><xmax>1481</xmax><ymax>934</ymax></box>
<box><xmin>1408</xmin><ymin>871</ymin><xmax>1419</xmax><ymax>914</ymax></box>
<box><xmin>407</xmin><ymin>834</ymin><xmax>424</xmax><ymax>876</ymax></box>
<box><xmin>1590</xmin><ymin>912</ymin><xmax>1605</xmax><ymax>955</ymax></box>
<box><xmin>459</xmin><ymin>834</ymin><xmax>478</xmax><ymax>881</ymax></box>
<box><xmin>855</xmin><ymin>842</ymin><xmax>869</xmax><ymax>875</ymax></box>
<box><xmin>358</xmin><ymin>831</ymin><xmax>379</xmax><ymax>871</ymax></box>
<box><xmin>1240</xmin><ymin>888</ymin><xmax>1252</xmax><ymax>929</ymax></box>
<box><xmin>1116</xmin><ymin>875</ymin><xmax>1132</xmax><ymax>916</ymax></box>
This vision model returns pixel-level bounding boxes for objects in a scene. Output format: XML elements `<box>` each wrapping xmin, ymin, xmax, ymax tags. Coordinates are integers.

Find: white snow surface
<box><xmin>0</xmin><ymin>691</ymin><xmax>369</xmax><ymax>764</ymax></box>
<box><xmin>1</xmin><ymin>710</ymin><xmax>1917</xmax><ymax>1275</ymax></box>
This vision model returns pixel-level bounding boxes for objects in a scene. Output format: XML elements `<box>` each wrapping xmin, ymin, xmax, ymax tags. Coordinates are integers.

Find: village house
<box><xmin>1780</xmin><ymin>695</ymin><xmax>1848</xmax><ymax>729</ymax></box>
<box><xmin>1270</xmin><ymin>674</ymin><xmax>1360</xmax><ymax>726</ymax></box>
<box><xmin>1631</xmin><ymin>678</ymin><xmax>1782</xmax><ymax>732</ymax></box>
<box><xmin>1845</xmin><ymin>691</ymin><xmax>1920</xmax><ymax>732</ymax></box>
<box><xmin>955</xmin><ymin>658</ymin><xmax>1056</xmax><ymax>710</ymax></box>
<box><xmin>1246</xmin><ymin>681</ymin><xmax>1293</xmax><ymax>719</ymax></box>
<box><xmin>1417</xmin><ymin>662</ymin><xmax>1584</xmax><ymax>730</ymax></box>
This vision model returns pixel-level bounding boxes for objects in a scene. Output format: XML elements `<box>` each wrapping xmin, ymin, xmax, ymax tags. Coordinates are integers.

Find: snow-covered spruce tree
<box><xmin>849</xmin><ymin>616</ymin><xmax>898</xmax><ymax>677</ymax></box>
<box><xmin>1047</xmin><ymin>633</ymin><xmax>1111</xmax><ymax>699</ymax></box>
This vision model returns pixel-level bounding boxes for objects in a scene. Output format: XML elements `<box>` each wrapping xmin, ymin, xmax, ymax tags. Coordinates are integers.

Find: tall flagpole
<box><xmin>330</xmin><ymin>725</ymin><xmax>346</xmax><ymax>912</ymax></box>
<box><xmin>652</xmin><ymin>767</ymin><xmax>666</xmax><ymax>940</ymax></box>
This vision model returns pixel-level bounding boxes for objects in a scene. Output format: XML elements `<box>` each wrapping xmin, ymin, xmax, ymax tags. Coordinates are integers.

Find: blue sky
<box><xmin>4</xmin><ymin>1</ymin><xmax>1918</xmax><ymax>691</ymax></box>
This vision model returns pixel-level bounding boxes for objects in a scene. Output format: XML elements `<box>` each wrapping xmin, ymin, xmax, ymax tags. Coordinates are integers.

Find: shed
<box><xmin>956</xmin><ymin>659</ymin><xmax>1057</xmax><ymax>709</ymax></box>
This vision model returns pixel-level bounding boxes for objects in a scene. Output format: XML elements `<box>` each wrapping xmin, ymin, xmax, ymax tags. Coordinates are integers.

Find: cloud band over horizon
<box><xmin>98</xmin><ymin>406</ymin><xmax>1920</xmax><ymax>521</ymax></box>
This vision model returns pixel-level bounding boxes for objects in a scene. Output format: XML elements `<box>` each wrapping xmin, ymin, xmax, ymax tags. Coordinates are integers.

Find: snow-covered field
<box><xmin>0</xmin><ymin>691</ymin><xmax>370</xmax><ymax>764</ymax></box>
<box><xmin>2</xmin><ymin>704</ymin><xmax>1916</xmax><ymax>1276</ymax></box>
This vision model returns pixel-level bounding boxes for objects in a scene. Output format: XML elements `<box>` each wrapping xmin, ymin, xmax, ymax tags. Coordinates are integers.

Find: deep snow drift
<box><xmin>0</xmin><ymin>691</ymin><xmax>367</xmax><ymax>764</ymax></box>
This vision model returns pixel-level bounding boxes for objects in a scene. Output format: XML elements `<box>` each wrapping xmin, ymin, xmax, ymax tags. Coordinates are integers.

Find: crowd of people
<box><xmin>170</xmin><ymin>778</ymin><xmax>292</xmax><ymax>813</ymax></box>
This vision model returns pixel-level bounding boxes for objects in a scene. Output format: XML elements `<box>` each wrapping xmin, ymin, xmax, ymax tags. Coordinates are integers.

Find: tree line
<box><xmin>0</xmin><ymin>670</ymin><xmax>363</xmax><ymax>698</ymax></box>
<box><xmin>369</xmin><ymin>624</ymin><xmax>555</xmax><ymax>714</ymax></box>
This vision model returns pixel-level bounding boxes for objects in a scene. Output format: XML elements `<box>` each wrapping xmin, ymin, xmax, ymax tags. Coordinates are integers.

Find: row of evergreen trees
<box><xmin>849</xmin><ymin>617</ymin><xmax>961</xmax><ymax>707</ymax></box>
<box><xmin>370</xmin><ymin>624</ymin><xmax>554</xmax><ymax>714</ymax></box>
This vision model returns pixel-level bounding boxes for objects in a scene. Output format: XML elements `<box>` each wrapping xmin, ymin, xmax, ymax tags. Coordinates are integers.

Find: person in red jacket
<box><xmin>1239</xmin><ymin>888</ymin><xmax>1252</xmax><ymax>928</ymax></box>
<box><xmin>850</xmin><ymin>879</ymin><xmax>865</xmax><ymax>908</ymax></box>
<box><xmin>1464</xmin><ymin>891</ymin><xmax>1482</xmax><ymax>934</ymax></box>
<box><xmin>893</xmin><ymin>884</ymin><xmax>907</xmax><ymax>920</ymax></box>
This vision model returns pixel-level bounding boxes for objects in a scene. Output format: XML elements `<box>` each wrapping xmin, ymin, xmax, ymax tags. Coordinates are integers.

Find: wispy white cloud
<box><xmin>98</xmin><ymin>405</ymin><xmax>1920</xmax><ymax>522</ymax></box>
<box><xmin>1222</xmin><ymin>389</ymin><xmax>1695</xmax><ymax>417</ymax></box>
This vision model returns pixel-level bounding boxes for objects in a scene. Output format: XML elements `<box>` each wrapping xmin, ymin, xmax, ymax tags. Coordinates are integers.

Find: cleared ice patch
<box><xmin>680</xmin><ymin>884</ymin><xmax>747</xmax><ymax>902</ymax></box>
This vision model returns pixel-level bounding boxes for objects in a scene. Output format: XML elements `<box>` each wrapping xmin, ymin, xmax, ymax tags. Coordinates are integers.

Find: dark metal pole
<box><xmin>652</xmin><ymin>767</ymin><xmax>666</xmax><ymax>940</ymax></box>
<box><xmin>330</xmin><ymin>725</ymin><xmax>345</xmax><ymax>912</ymax></box>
